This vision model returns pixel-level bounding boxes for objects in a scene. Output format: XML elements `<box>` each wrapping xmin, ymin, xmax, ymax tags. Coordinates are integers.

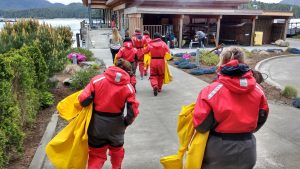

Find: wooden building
<box><xmin>82</xmin><ymin>0</ymin><xmax>293</xmax><ymax>47</ymax></box>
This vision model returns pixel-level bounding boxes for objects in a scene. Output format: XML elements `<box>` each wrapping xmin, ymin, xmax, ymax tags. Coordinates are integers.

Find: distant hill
<box><xmin>0</xmin><ymin>0</ymin><xmax>65</xmax><ymax>10</ymax></box>
<box><xmin>0</xmin><ymin>3</ymin><xmax>88</xmax><ymax>19</ymax></box>
<box><xmin>280</xmin><ymin>0</ymin><xmax>300</xmax><ymax>6</ymax></box>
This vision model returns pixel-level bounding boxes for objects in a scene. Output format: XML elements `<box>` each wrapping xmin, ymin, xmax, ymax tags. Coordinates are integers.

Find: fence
<box><xmin>288</xmin><ymin>22</ymin><xmax>300</xmax><ymax>36</ymax></box>
<box><xmin>143</xmin><ymin>25</ymin><xmax>173</xmax><ymax>38</ymax></box>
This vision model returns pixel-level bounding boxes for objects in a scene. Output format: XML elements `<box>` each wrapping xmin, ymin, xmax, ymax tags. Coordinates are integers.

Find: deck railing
<box><xmin>288</xmin><ymin>22</ymin><xmax>300</xmax><ymax>36</ymax></box>
<box><xmin>143</xmin><ymin>25</ymin><xmax>170</xmax><ymax>38</ymax></box>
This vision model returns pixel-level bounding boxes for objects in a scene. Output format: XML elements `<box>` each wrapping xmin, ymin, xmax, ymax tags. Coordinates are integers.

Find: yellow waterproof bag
<box><xmin>46</xmin><ymin>91</ymin><xmax>92</xmax><ymax>169</ymax></box>
<box><xmin>160</xmin><ymin>103</ymin><xmax>209</xmax><ymax>169</ymax></box>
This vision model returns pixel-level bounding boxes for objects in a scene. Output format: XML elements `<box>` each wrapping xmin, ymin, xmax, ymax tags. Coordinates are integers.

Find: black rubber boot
<box><xmin>153</xmin><ymin>87</ymin><xmax>158</xmax><ymax>96</ymax></box>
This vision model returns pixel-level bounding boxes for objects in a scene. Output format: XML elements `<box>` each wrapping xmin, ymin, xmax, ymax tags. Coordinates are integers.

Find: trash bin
<box><xmin>254</xmin><ymin>32</ymin><xmax>263</xmax><ymax>46</ymax></box>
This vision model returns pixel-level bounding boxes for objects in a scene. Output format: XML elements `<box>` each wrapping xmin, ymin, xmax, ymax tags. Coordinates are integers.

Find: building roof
<box><xmin>82</xmin><ymin>0</ymin><xmax>249</xmax><ymax>9</ymax></box>
<box><xmin>81</xmin><ymin>0</ymin><xmax>293</xmax><ymax>18</ymax></box>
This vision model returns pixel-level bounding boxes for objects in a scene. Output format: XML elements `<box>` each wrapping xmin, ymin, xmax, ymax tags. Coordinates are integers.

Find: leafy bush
<box><xmin>241</xmin><ymin>48</ymin><xmax>252</xmax><ymax>58</ymax></box>
<box><xmin>70</xmin><ymin>67</ymin><xmax>100</xmax><ymax>90</ymax></box>
<box><xmin>0</xmin><ymin>56</ymin><xmax>25</xmax><ymax>167</ymax></box>
<box><xmin>55</xmin><ymin>26</ymin><xmax>73</xmax><ymax>50</ymax></box>
<box><xmin>0</xmin><ymin>19</ymin><xmax>72</xmax><ymax>75</ymax></box>
<box><xmin>0</xmin><ymin>19</ymin><xmax>73</xmax><ymax>167</ymax></box>
<box><xmin>282</xmin><ymin>85</ymin><xmax>298</xmax><ymax>99</ymax></box>
<box><xmin>67</xmin><ymin>47</ymin><xmax>94</xmax><ymax>61</ymax></box>
<box><xmin>17</xmin><ymin>45</ymin><xmax>49</xmax><ymax>90</ymax></box>
<box><xmin>40</xmin><ymin>91</ymin><xmax>55</xmax><ymax>108</ymax></box>
<box><xmin>200</xmin><ymin>50</ymin><xmax>220</xmax><ymax>66</ymax></box>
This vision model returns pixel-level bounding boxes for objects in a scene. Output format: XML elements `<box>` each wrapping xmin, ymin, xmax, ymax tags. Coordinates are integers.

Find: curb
<box><xmin>28</xmin><ymin>113</ymin><xmax>58</xmax><ymax>169</ymax></box>
<box><xmin>255</xmin><ymin>54</ymin><xmax>299</xmax><ymax>90</ymax></box>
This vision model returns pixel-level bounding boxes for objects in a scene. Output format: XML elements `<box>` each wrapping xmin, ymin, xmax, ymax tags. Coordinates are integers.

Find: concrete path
<box><xmin>257</xmin><ymin>55</ymin><xmax>300</xmax><ymax>93</ymax></box>
<box><xmin>40</xmin><ymin>30</ymin><xmax>300</xmax><ymax>169</ymax></box>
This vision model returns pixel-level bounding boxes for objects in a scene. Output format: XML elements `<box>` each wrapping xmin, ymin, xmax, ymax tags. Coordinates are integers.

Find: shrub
<box><xmin>0</xmin><ymin>56</ymin><xmax>25</xmax><ymax>167</ymax></box>
<box><xmin>70</xmin><ymin>67</ymin><xmax>100</xmax><ymax>90</ymax></box>
<box><xmin>200</xmin><ymin>50</ymin><xmax>220</xmax><ymax>66</ymax></box>
<box><xmin>0</xmin><ymin>19</ymin><xmax>72</xmax><ymax>75</ymax></box>
<box><xmin>17</xmin><ymin>45</ymin><xmax>49</xmax><ymax>90</ymax></box>
<box><xmin>282</xmin><ymin>85</ymin><xmax>298</xmax><ymax>99</ymax></box>
<box><xmin>40</xmin><ymin>91</ymin><xmax>55</xmax><ymax>108</ymax></box>
<box><xmin>55</xmin><ymin>26</ymin><xmax>73</xmax><ymax>50</ymax></box>
<box><xmin>67</xmin><ymin>47</ymin><xmax>94</xmax><ymax>61</ymax></box>
<box><xmin>292</xmin><ymin>34</ymin><xmax>300</xmax><ymax>39</ymax></box>
<box><xmin>241</xmin><ymin>48</ymin><xmax>252</xmax><ymax>58</ymax></box>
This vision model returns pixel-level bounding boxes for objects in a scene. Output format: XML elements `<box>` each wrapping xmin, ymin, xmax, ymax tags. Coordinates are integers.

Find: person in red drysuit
<box><xmin>78</xmin><ymin>58</ymin><xmax>139</xmax><ymax>169</ymax></box>
<box><xmin>131</xmin><ymin>28</ymin><xmax>146</xmax><ymax>80</ymax></box>
<box><xmin>144</xmin><ymin>32</ymin><xmax>170</xmax><ymax>96</ymax></box>
<box><xmin>193</xmin><ymin>47</ymin><xmax>269</xmax><ymax>169</ymax></box>
<box><xmin>142</xmin><ymin>30</ymin><xmax>152</xmax><ymax>76</ymax></box>
<box><xmin>115</xmin><ymin>37</ymin><xmax>138</xmax><ymax>90</ymax></box>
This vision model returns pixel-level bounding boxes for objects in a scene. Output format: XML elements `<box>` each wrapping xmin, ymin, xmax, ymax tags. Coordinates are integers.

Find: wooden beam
<box><xmin>215</xmin><ymin>15</ymin><xmax>222</xmax><ymax>47</ymax></box>
<box><xmin>283</xmin><ymin>18</ymin><xmax>290</xmax><ymax>41</ymax></box>
<box><xmin>91</xmin><ymin>4</ymin><xmax>108</xmax><ymax>8</ymax></box>
<box><xmin>179</xmin><ymin>14</ymin><xmax>184</xmax><ymax>48</ymax></box>
<box><xmin>113</xmin><ymin>3</ymin><xmax>126</xmax><ymax>11</ymax></box>
<box><xmin>250</xmin><ymin>16</ymin><xmax>257</xmax><ymax>46</ymax></box>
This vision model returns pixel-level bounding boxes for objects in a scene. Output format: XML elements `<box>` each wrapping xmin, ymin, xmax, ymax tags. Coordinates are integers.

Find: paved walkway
<box><xmin>41</xmin><ymin>30</ymin><xmax>300</xmax><ymax>169</ymax></box>
<box><xmin>258</xmin><ymin>55</ymin><xmax>300</xmax><ymax>93</ymax></box>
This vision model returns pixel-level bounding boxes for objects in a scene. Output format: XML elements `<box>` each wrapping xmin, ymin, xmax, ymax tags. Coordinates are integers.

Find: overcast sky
<box><xmin>257</xmin><ymin>0</ymin><xmax>281</xmax><ymax>3</ymax></box>
<box><xmin>47</xmin><ymin>0</ymin><xmax>82</xmax><ymax>5</ymax></box>
<box><xmin>47</xmin><ymin>0</ymin><xmax>282</xmax><ymax>5</ymax></box>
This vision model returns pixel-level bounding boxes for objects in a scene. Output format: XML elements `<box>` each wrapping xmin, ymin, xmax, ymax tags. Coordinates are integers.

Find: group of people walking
<box><xmin>109</xmin><ymin>27</ymin><xmax>170</xmax><ymax>96</ymax></box>
<box><xmin>77</xmin><ymin>28</ymin><xmax>269</xmax><ymax>169</ymax></box>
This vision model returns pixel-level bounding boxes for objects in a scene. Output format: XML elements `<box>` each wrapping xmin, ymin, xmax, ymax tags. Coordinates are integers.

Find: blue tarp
<box><xmin>293</xmin><ymin>98</ymin><xmax>300</xmax><ymax>108</ymax></box>
<box><xmin>174</xmin><ymin>53</ymin><xmax>185</xmax><ymax>57</ymax></box>
<box><xmin>266</xmin><ymin>49</ymin><xmax>284</xmax><ymax>53</ymax></box>
<box><xmin>287</xmin><ymin>48</ymin><xmax>300</xmax><ymax>54</ymax></box>
<box><xmin>174</xmin><ymin>59</ymin><xmax>189</xmax><ymax>65</ymax></box>
<box><xmin>178</xmin><ymin>63</ymin><xmax>197</xmax><ymax>69</ymax></box>
<box><xmin>174</xmin><ymin>52</ymin><xmax>197</xmax><ymax>57</ymax></box>
<box><xmin>190</xmin><ymin>67</ymin><xmax>217</xmax><ymax>75</ymax></box>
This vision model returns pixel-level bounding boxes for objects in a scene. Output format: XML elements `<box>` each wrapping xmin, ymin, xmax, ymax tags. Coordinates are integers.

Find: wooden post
<box><xmin>76</xmin><ymin>33</ymin><xmax>80</xmax><ymax>47</ymax></box>
<box><xmin>283</xmin><ymin>18</ymin><xmax>290</xmax><ymax>41</ymax></box>
<box><xmin>215</xmin><ymin>15</ymin><xmax>222</xmax><ymax>47</ymax></box>
<box><xmin>179</xmin><ymin>14</ymin><xmax>184</xmax><ymax>48</ymax></box>
<box><xmin>128</xmin><ymin>13</ymin><xmax>142</xmax><ymax>36</ymax></box>
<box><xmin>88</xmin><ymin>0</ymin><xmax>92</xmax><ymax>27</ymax></box>
<box><xmin>250</xmin><ymin>16</ymin><xmax>257</xmax><ymax>46</ymax></box>
<box><xmin>141</xmin><ymin>15</ymin><xmax>144</xmax><ymax>32</ymax></box>
<box><xmin>207</xmin><ymin>18</ymin><xmax>210</xmax><ymax>35</ymax></box>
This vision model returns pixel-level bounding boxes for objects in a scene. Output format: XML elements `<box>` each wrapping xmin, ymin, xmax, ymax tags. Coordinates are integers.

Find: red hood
<box><xmin>123</xmin><ymin>41</ymin><xmax>133</xmax><ymax>49</ymax></box>
<box><xmin>104</xmin><ymin>66</ymin><xmax>130</xmax><ymax>85</ymax></box>
<box><xmin>150</xmin><ymin>38</ymin><xmax>163</xmax><ymax>48</ymax></box>
<box><xmin>218</xmin><ymin>60</ymin><xmax>256</xmax><ymax>94</ymax></box>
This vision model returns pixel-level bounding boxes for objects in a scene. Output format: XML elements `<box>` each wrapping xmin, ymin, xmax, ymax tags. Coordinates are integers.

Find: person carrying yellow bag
<box><xmin>46</xmin><ymin>59</ymin><xmax>140</xmax><ymax>169</ymax></box>
<box><xmin>160</xmin><ymin>103</ymin><xmax>209</xmax><ymax>169</ymax></box>
<box><xmin>192</xmin><ymin>47</ymin><xmax>269</xmax><ymax>169</ymax></box>
<box><xmin>143</xmin><ymin>32</ymin><xmax>173</xmax><ymax>96</ymax></box>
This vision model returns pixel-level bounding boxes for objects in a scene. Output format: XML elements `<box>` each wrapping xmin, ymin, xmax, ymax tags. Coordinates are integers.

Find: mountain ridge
<box><xmin>0</xmin><ymin>0</ymin><xmax>65</xmax><ymax>10</ymax></box>
<box><xmin>280</xmin><ymin>0</ymin><xmax>300</xmax><ymax>6</ymax></box>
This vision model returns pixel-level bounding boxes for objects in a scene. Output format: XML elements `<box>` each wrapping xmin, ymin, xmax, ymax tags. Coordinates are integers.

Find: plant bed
<box><xmin>4</xmin><ymin>73</ymin><xmax>74</xmax><ymax>169</ymax></box>
<box><xmin>169</xmin><ymin>50</ymin><xmax>294</xmax><ymax>105</ymax></box>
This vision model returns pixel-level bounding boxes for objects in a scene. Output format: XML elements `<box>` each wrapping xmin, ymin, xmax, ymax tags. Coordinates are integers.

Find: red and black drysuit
<box><xmin>144</xmin><ymin>38</ymin><xmax>170</xmax><ymax>92</ymax></box>
<box><xmin>142</xmin><ymin>34</ymin><xmax>152</xmax><ymax>76</ymax></box>
<box><xmin>193</xmin><ymin>60</ymin><xmax>269</xmax><ymax>169</ymax></box>
<box><xmin>116</xmin><ymin>41</ymin><xmax>138</xmax><ymax>88</ymax></box>
<box><xmin>78</xmin><ymin>66</ymin><xmax>139</xmax><ymax>169</ymax></box>
<box><xmin>132</xmin><ymin>32</ymin><xmax>146</xmax><ymax>78</ymax></box>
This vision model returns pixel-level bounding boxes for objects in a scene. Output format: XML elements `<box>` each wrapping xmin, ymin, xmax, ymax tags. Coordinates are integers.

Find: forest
<box><xmin>0</xmin><ymin>3</ymin><xmax>88</xmax><ymax>19</ymax></box>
